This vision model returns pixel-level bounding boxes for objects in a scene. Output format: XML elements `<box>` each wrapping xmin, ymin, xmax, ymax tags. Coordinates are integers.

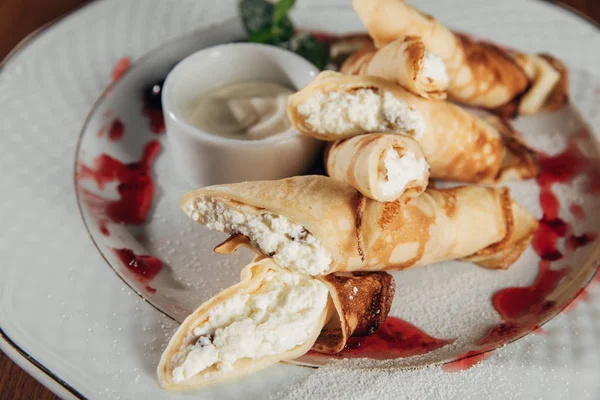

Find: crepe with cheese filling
<box><xmin>287</xmin><ymin>72</ymin><xmax>538</xmax><ymax>183</ymax></box>
<box><xmin>181</xmin><ymin>176</ymin><xmax>538</xmax><ymax>276</ymax></box>
<box><xmin>325</xmin><ymin>133</ymin><xmax>430</xmax><ymax>202</ymax></box>
<box><xmin>158</xmin><ymin>258</ymin><xmax>394</xmax><ymax>390</ymax></box>
<box><xmin>352</xmin><ymin>0</ymin><xmax>567</xmax><ymax>116</ymax></box>
<box><xmin>340</xmin><ymin>36</ymin><xmax>449</xmax><ymax>100</ymax></box>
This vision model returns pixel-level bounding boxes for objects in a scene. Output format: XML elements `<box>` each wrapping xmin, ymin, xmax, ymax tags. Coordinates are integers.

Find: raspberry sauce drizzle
<box><xmin>142</xmin><ymin>98</ymin><xmax>165</xmax><ymax>134</ymax></box>
<box><xmin>111</xmin><ymin>57</ymin><xmax>131</xmax><ymax>82</ymax></box>
<box><xmin>447</xmin><ymin>131</ymin><xmax>599</xmax><ymax>371</ymax></box>
<box><xmin>78</xmin><ymin>141</ymin><xmax>161</xmax><ymax>235</ymax></box>
<box><xmin>99</xmin><ymin>118</ymin><xmax>125</xmax><ymax>142</ymax></box>
<box><xmin>113</xmin><ymin>248</ymin><xmax>162</xmax><ymax>293</ymax></box>
<box><xmin>334</xmin><ymin>317</ymin><xmax>453</xmax><ymax>359</ymax></box>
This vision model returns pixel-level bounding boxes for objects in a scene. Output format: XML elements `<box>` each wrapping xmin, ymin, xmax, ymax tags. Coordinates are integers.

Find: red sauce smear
<box><xmin>442</xmin><ymin>350</ymin><xmax>493</xmax><ymax>372</ymax></box>
<box><xmin>111</xmin><ymin>57</ymin><xmax>131</xmax><ymax>82</ymax></box>
<box><xmin>142</xmin><ymin>101</ymin><xmax>165</xmax><ymax>134</ymax></box>
<box><xmin>78</xmin><ymin>141</ymin><xmax>161</xmax><ymax>235</ymax></box>
<box><xmin>569</xmin><ymin>203</ymin><xmax>584</xmax><ymax>220</ymax></box>
<box><xmin>98</xmin><ymin>118</ymin><xmax>125</xmax><ymax>142</ymax></box>
<box><xmin>447</xmin><ymin>131</ymin><xmax>599</xmax><ymax>371</ymax></box>
<box><xmin>113</xmin><ymin>248</ymin><xmax>162</xmax><ymax>293</ymax></box>
<box><xmin>336</xmin><ymin>317</ymin><xmax>453</xmax><ymax>359</ymax></box>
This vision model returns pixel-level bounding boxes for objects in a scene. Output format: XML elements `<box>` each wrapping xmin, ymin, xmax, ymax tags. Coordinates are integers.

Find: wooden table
<box><xmin>0</xmin><ymin>0</ymin><xmax>598</xmax><ymax>399</ymax></box>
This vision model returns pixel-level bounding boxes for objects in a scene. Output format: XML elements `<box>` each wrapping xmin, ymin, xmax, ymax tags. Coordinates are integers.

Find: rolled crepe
<box><xmin>325</xmin><ymin>133</ymin><xmax>430</xmax><ymax>202</ymax></box>
<box><xmin>340</xmin><ymin>36</ymin><xmax>449</xmax><ymax>100</ymax></box>
<box><xmin>181</xmin><ymin>175</ymin><xmax>538</xmax><ymax>276</ymax></box>
<box><xmin>328</xmin><ymin>33</ymin><xmax>375</xmax><ymax>67</ymax></box>
<box><xmin>352</xmin><ymin>0</ymin><xmax>567</xmax><ymax>115</ymax></box>
<box><xmin>495</xmin><ymin>53</ymin><xmax>569</xmax><ymax>117</ymax></box>
<box><xmin>158</xmin><ymin>258</ymin><xmax>394</xmax><ymax>390</ymax></box>
<box><xmin>287</xmin><ymin>71</ymin><xmax>538</xmax><ymax>183</ymax></box>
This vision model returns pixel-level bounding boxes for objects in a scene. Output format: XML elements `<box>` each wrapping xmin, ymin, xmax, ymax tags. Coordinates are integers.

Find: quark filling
<box><xmin>421</xmin><ymin>51</ymin><xmax>449</xmax><ymax>87</ymax></box>
<box><xmin>378</xmin><ymin>148</ymin><xmax>429</xmax><ymax>198</ymax></box>
<box><xmin>296</xmin><ymin>89</ymin><xmax>425</xmax><ymax>138</ymax></box>
<box><xmin>171</xmin><ymin>270</ymin><xmax>329</xmax><ymax>383</ymax></box>
<box><xmin>188</xmin><ymin>198</ymin><xmax>332</xmax><ymax>276</ymax></box>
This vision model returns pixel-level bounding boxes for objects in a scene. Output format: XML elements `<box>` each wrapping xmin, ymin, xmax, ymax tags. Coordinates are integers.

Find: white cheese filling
<box><xmin>378</xmin><ymin>148</ymin><xmax>429</xmax><ymax>198</ymax></box>
<box><xmin>296</xmin><ymin>89</ymin><xmax>425</xmax><ymax>138</ymax></box>
<box><xmin>171</xmin><ymin>270</ymin><xmax>329</xmax><ymax>383</ymax></box>
<box><xmin>188</xmin><ymin>198</ymin><xmax>332</xmax><ymax>276</ymax></box>
<box><xmin>421</xmin><ymin>51</ymin><xmax>449</xmax><ymax>87</ymax></box>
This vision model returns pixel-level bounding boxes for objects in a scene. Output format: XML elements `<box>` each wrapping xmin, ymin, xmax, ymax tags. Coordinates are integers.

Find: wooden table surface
<box><xmin>0</xmin><ymin>0</ymin><xmax>598</xmax><ymax>399</ymax></box>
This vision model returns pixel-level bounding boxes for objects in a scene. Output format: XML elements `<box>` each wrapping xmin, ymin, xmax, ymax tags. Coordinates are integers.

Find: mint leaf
<box><xmin>240</xmin><ymin>0</ymin><xmax>275</xmax><ymax>34</ymax></box>
<box><xmin>291</xmin><ymin>34</ymin><xmax>330</xmax><ymax>70</ymax></box>
<box><xmin>274</xmin><ymin>0</ymin><xmax>295</xmax><ymax>25</ymax></box>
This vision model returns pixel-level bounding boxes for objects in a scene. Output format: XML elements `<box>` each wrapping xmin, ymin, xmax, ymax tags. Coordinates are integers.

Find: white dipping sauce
<box><xmin>185</xmin><ymin>81</ymin><xmax>294</xmax><ymax>140</ymax></box>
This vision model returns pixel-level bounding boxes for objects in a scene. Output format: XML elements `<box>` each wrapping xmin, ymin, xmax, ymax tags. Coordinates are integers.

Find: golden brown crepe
<box><xmin>158</xmin><ymin>258</ymin><xmax>394</xmax><ymax>390</ymax></box>
<box><xmin>181</xmin><ymin>176</ymin><xmax>538</xmax><ymax>276</ymax></box>
<box><xmin>328</xmin><ymin>33</ymin><xmax>376</xmax><ymax>67</ymax></box>
<box><xmin>495</xmin><ymin>53</ymin><xmax>569</xmax><ymax>117</ymax></box>
<box><xmin>287</xmin><ymin>72</ymin><xmax>538</xmax><ymax>183</ymax></box>
<box><xmin>340</xmin><ymin>36</ymin><xmax>449</xmax><ymax>100</ymax></box>
<box><xmin>325</xmin><ymin>133</ymin><xmax>430</xmax><ymax>202</ymax></box>
<box><xmin>352</xmin><ymin>0</ymin><xmax>567</xmax><ymax>116</ymax></box>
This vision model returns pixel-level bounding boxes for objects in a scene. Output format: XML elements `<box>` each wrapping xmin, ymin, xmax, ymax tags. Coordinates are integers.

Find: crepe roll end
<box><xmin>289</xmin><ymin>73</ymin><xmax>426</xmax><ymax>140</ymax></box>
<box><xmin>183</xmin><ymin>195</ymin><xmax>333</xmax><ymax>276</ymax></box>
<box><xmin>377</xmin><ymin>145</ymin><xmax>430</xmax><ymax>202</ymax></box>
<box><xmin>419</xmin><ymin>51</ymin><xmax>450</xmax><ymax>97</ymax></box>
<box><xmin>326</xmin><ymin>133</ymin><xmax>430</xmax><ymax>203</ymax></box>
<box><xmin>158</xmin><ymin>260</ymin><xmax>331</xmax><ymax>390</ymax></box>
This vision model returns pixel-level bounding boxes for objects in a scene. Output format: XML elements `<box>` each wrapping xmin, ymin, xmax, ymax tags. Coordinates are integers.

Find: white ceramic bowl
<box><xmin>162</xmin><ymin>42</ymin><xmax>321</xmax><ymax>187</ymax></box>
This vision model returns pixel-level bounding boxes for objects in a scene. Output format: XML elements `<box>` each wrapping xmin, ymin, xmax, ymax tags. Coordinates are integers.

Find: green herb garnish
<box><xmin>239</xmin><ymin>0</ymin><xmax>330</xmax><ymax>69</ymax></box>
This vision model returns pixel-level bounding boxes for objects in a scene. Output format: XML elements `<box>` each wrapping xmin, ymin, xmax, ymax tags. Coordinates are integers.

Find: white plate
<box><xmin>2</xmin><ymin>0</ymin><xmax>600</xmax><ymax>399</ymax></box>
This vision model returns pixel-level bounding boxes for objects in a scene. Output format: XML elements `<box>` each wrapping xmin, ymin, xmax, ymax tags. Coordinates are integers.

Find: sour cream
<box><xmin>185</xmin><ymin>81</ymin><xmax>294</xmax><ymax>140</ymax></box>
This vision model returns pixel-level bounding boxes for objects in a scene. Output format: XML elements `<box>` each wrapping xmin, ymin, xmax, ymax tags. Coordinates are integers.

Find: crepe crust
<box><xmin>325</xmin><ymin>133</ymin><xmax>430</xmax><ymax>202</ymax></box>
<box><xmin>288</xmin><ymin>72</ymin><xmax>539</xmax><ymax>182</ymax></box>
<box><xmin>352</xmin><ymin>0</ymin><xmax>567</xmax><ymax>115</ymax></box>
<box><xmin>314</xmin><ymin>271</ymin><xmax>395</xmax><ymax>353</ymax></box>
<box><xmin>182</xmin><ymin>176</ymin><xmax>537</xmax><ymax>274</ymax></box>
<box><xmin>340</xmin><ymin>36</ymin><xmax>448</xmax><ymax>100</ymax></box>
<box><xmin>158</xmin><ymin>258</ymin><xmax>395</xmax><ymax>390</ymax></box>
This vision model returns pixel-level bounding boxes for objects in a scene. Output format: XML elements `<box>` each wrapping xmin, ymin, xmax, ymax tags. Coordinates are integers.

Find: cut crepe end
<box><xmin>538</xmin><ymin>54</ymin><xmax>569</xmax><ymax>112</ymax></box>
<box><xmin>493</xmin><ymin>53</ymin><xmax>568</xmax><ymax>117</ymax></box>
<box><xmin>157</xmin><ymin>259</ymin><xmax>333</xmax><ymax>391</ymax></box>
<box><xmin>340</xmin><ymin>36</ymin><xmax>448</xmax><ymax>100</ymax></box>
<box><xmin>462</xmin><ymin>189</ymin><xmax>538</xmax><ymax>270</ymax></box>
<box><xmin>484</xmin><ymin>116</ymin><xmax>540</xmax><ymax>182</ymax></box>
<box><xmin>158</xmin><ymin>258</ymin><xmax>396</xmax><ymax>390</ymax></box>
<box><xmin>325</xmin><ymin>133</ymin><xmax>430</xmax><ymax>203</ymax></box>
<box><xmin>313</xmin><ymin>271</ymin><xmax>395</xmax><ymax>354</ymax></box>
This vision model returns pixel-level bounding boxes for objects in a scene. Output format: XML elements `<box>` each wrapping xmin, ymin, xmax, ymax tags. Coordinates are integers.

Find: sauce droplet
<box><xmin>113</xmin><ymin>248</ymin><xmax>162</xmax><ymax>293</ymax></box>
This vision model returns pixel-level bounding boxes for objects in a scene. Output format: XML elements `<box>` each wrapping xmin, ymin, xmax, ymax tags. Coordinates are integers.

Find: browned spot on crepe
<box><xmin>370</xmin><ymin>201</ymin><xmax>431</xmax><ymax>270</ymax></box>
<box><xmin>452</xmin><ymin>33</ymin><xmax>529</xmax><ymax>106</ymax></box>
<box><xmin>378</xmin><ymin>201</ymin><xmax>402</xmax><ymax>228</ymax></box>
<box><xmin>403</xmin><ymin>39</ymin><xmax>425</xmax><ymax>81</ymax></box>
<box><xmin>440</xmin><ymin>190</ymin><xmax>458</xmax><ymax>217</ymax></box>
<box><xmin>355</xmin><ymin>194</ymin><xmax>367</xmax><ymax>261</ymax></box>
<box><xmin>313</xmin><ymin>271</ymin><xmax>395</xmax><ymax>354</ymax></box>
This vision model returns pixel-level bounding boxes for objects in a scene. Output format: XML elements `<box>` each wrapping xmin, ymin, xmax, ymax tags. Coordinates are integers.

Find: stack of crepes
<box><xmin>344</xmin><ymin>0</ymin><xmax>568</xmax><ymax>117</ymax></box>
<box><xmin>159</xmin><ymin>0</ymin><xmax>548</xmax><ymax>390</ymax></box>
